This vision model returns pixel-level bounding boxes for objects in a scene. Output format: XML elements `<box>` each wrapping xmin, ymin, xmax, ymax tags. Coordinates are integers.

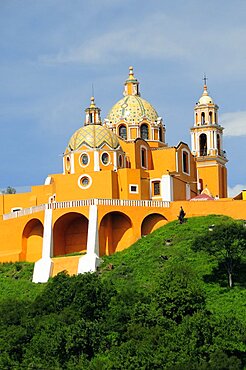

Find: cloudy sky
<box><xmin>1</xmin><ymin>0</ymin><xmax>246</xmax><ymax>196</ymax></box>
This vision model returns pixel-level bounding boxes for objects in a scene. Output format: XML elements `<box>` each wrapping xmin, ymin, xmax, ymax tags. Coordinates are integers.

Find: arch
<box><xmin>21</xmin><ymin>219</ymin><xmax>43</xmax><ymax>262</ymax></box>
<box><xmin>201</xmin><ymin>112</ymin><xmax>205</xmax><ymax>125</ymax></box>
<box><xmin>141</xmin><ymin>213</ymin><xmax>167</xmax><ymax>236</ymax></box>
<box><xmin>53</xmin><ymin>212</ymin><xmax>88</xmax><ymax>257</ymax></box>
<box><xmin>199</xmin><ymin>133</ymin><xmax>207</xmax><ymax>156</ymax></box>
<box><xmin>217</xmin><ymin>134</ymin><xmax>221</xmax><ymax>154</ymax></box>
<box><xmin>159</xmin><ymin>126</ymin><xmax>163</xmax><ymax>142</ymax></box>
<box><xmin>195</xmin><ymin>113</ymin><xmax>198</xmax><ymax>124</ymax></box>
<box><xmin>119</xmin><ymin>125</ymin><xmax>127</xmax><ymax>140</ymax></box>
<box><xmin>140</xmin><ymin>124</ymin><xmax>149</xmax><ymax>140</ymax></box>
<box><xmin>209</xmin><ymin>111</ymin><xmax>213</xmax><ymax>124</ymax></box>
<box><xmin>99</xmin><ymin>212</ymin><xmax>133</xmax><ymax>255</ymax></box>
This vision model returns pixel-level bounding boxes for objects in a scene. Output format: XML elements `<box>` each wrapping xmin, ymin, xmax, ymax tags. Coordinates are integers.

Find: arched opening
<box><xmin>53</xmin><ymin>213</ymin><xmax>88</xmax><ymax>257</ymax></box>
<box><xmin>217</xmin><ymin>134</ymin><xmax>221</xmax><ymax>155</ymax></box>
<box><xmin>141</xmin><ymin>147</ymin><xmax>147</xmax><ymax>168</ymax></box>
<box><xmin>159</xmin><ymin>127</ymin><xmax>163</xmax><ymax>141</ymax></box>
<box><xmin>140</xmin><ymin>124</ymin><xmax>149</xmax><ymax>140</ymax></box>
<box><xmin>209</xmin><ymin>111</ymin><xmax>213</xmax><ymax>124</ymax></box>
<box><xmin>119</xmin><ymin>125</ymin><xmax>127</xmax><ymax>140</ymax></box>
<box><xmin>199</xmin><ymin>133</ymin><xmax>207</xmax><ymax>156</ymax></box>
<box><xmin>215</xmin><ymin>112</ymin><xmax>217</xmax><ymax>124</ymax></box>
<box><xmin>201</xmin><ymin>112</ymin><xmax>205</xmax><ymax>125</ymax></box>
<box><xmin>21</xmin><ymin>219</ymin><xmax>43</xmax><ymax>262</ymax></box>
<box><xmin>141</xmin><ymin>213</ymin><xmax>167</xmax><ymax>236</ymax></box>
<box><xmin>99</xmin><ymin>212</ymin><xmax>133</xmax><ymax>255</ymax></box>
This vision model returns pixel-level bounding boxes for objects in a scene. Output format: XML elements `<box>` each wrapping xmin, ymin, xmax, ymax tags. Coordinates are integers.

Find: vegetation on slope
<box><xmin>0</xmin><ymin>215</ymin><xmax>246</xmax><ymax>369</ymax></box>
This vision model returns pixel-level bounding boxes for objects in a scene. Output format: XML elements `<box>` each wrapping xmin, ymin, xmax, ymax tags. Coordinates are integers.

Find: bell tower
<box><xmin>190</xmin><ymin>78</ymin><xmax>228</xmax><ymax>198</ymax></box>
<box><xmin>85</xmin><ymin>96</ymin><xmax>102</xmax><ymax>126</ymax></box>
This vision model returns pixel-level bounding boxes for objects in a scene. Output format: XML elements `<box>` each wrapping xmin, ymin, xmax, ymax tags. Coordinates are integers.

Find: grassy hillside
<box><xmin>100</xmin><ymin>214</ymin><xmax>246</xmax><ymax>321</ymax></box>
<box><xmin>0</xmin><ymin>215</ymin><xmax>245</xmax><ymax>369</ymax></box>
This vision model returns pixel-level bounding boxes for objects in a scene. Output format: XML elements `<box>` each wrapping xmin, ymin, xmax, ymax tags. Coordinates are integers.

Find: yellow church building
<box><xmin>0</xmin><ymin>67</ymin><xmax>245</xmax><ymax>282</ymax></box>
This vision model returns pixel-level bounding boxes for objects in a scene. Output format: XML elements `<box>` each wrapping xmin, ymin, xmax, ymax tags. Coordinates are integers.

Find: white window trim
<box><xmin>150</xmin><ymin>178</ymin><xmax>162</xmax><ymax>198</ymax></box>
<box><xmin>181</xmin><ymin>148</ymin><xmax>190</xmax><ymax>175</ymax></box>
<box><xmin>78</xmin><ymin>174</ymin><xmax>92</xmax><ymax>189</ymax></box>
<box><xmin>79</xmin><ymin>152</ymin><xmax>90</xmax><ymax>168</ymax></box>
<box><xmin>129</xmin><ymin>184</ymin><xmax>139</xmax><ymax>194</ymax></box>
<box><xmin>100</xmin><ymin>151</ymin><xmax>111</xmax><ymax>166</ymax></box>
<box><xmin>140</xmin><ymin>145</ymin><xmax>148</xmax><ymax>169</ymax></box>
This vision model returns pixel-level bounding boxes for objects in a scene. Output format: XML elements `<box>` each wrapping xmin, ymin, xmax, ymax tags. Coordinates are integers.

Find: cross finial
<box><xmin>203</xmin><ymin>74</ymin><xmax>208</xmax><ymax>86</ymax></box>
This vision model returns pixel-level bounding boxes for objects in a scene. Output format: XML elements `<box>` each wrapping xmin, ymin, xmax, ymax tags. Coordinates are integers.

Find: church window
<box><xmin>89</xmin><ymin>113</ymin><xmax>93</xmax><ymax>123</ymax></box>
<box><xmin>153</xmin><ymin>181</ymin><xmax>161</xmax><ymax>196</ymax></box>
<box><xmin>119</xmin><ymin>125</ymin><xmax>127</xmax><ymax>140</ymax></box>
<box><xmin>80</xmin><ymin>153</ymin><xmax>89</xmax><ymax>167</ymax></box>
<box><xmin>140</xmin><ymin>124</ymin><xmax>149</xmax><ymax>140</ymax></box>
<box><xmin>118</xmin><ymin>154</ymin><xmax>123</xmax><ymax>167</ymax></box>
<box><xmin>217</xmin><ymin>134</ymin><xmax>221</xmax><ymax>155</ymax></box>
<box><xmin>159</xmin><ymin>127</ymin><xmax>163</xmax><ymax>142</ymax></box>
<box><xmin>129</xmin><ymin>184</ymin><xmax>138</xmax><ymax>193</ymax></box>
<box><xmin>209</xmin><ymin>111</ymin><xmax>212</xmax><ymax>124</ymax></box>
<box><xmin>101</xmin><ymin>152</ymin><xmax>110</xmax><ymax>165</ymax></box>
<box><xmin>199</xmin><ymin>134</ymin><xmax>207</xmax><ymax>156</ymax></box>
<box><xmin>66</xmin><ymin>156</ymin><xmax>71</xmax><ymax>172</ymax></box>
<box><xmin>182</xmin><ymin>150</ymin><xmax>190</xmax><ymax>174</ymax></box>
<box><xmin>201</xmin><ymin>112</ymin><xmax>205</xmax><ymax>125</ymax></box>
<box><xmin>141</xmin><ymin>147</ymin><xmax>147</xmax><ymax>168</ymax></box>
<box><xmin>78</xmin><ymin>174</ymin><xmax>91</xmax><ymax>189</ymax></box>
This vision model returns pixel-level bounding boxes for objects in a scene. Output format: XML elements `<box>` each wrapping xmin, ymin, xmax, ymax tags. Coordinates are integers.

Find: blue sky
<box><xmin>1</xmin><ymin>0</ymin><xmax>246</xmax><ymax>196</ymax></box>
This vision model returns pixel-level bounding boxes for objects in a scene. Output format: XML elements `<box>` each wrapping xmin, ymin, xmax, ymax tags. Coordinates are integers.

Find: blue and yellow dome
<box><xmin>106</xmin><ymin>95</ymin><xmax>159</xmax><ymax>126</ymax></box>
<box><xmin>106</xmin><ymin>66</ymin><xmax>159</xmax><ymax>126</ymax></box>
<box><xmin>67</xmin><ymin>124</ymin><xmax>120</xmax><ymax>151</ymax></box>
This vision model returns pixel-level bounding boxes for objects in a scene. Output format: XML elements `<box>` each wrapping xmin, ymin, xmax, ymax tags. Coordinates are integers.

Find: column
<box><xmin>77</xmin><ymin>203</ymin><xmax>101</xmax><ymax>274</ymax></box>
<box><xmin>32</xmin><ymin>206</ymin><xmax>54</xmax><ymax>283</ymax></box>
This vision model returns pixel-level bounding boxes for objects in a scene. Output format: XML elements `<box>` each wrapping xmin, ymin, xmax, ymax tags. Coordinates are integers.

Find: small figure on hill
<box><xmin>178</xmin><ymin>206</ymin><xmax>186</xmax><ymax>224</ymax></box>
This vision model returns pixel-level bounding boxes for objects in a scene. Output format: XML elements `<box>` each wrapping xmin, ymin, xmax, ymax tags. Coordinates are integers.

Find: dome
<box><xmin>198</xmin><ymin>85</ymin><xmax>214</xmax><ymax>105</ymax></box>
<box><xmin>67</xmin><ymin>124</ymin><xmax>120</xmax><ymax>151</ymax></box>
<box><xmin>106</xmin><ymin>95</ymin><xmax>159</xmax><ymax>126</ymax></box>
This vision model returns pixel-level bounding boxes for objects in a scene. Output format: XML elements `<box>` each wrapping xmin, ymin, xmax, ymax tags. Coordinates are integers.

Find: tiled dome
<box><xmin>106</xmin><ymin>95</ymin><xmax>159</xmax><ymax>126</ymax></box>
<box><xmin>67</xmin><ymin>124</ymin><xmax>120</xmax><ymax>151</ymax></box>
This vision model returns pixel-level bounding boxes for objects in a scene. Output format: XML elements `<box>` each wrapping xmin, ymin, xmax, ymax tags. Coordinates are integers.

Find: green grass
<box><xmin>99</xmin><ymin>215</ymin><xmax>246</xmax><ymax>322</ymax></box>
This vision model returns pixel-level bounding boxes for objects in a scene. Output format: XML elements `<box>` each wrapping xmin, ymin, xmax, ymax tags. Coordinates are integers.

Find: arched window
<box><xmin>215</xmin><ymin>112</ymin><xmax>217</xmax><ymax>124</ymax></box>
<box><xmin>141</xmin><ymin>147</ymin><xmax>147</xmax><ymax>168</ymax></box>
<box><xmin>159</xmin><ymin>127</ymin><xmax>163</xmax><ymax>142</ymax></box>
<box><xmin>140</xmin><ymin>124</ymin><xmax>149</xmax><ymax>140</ymax></box>
<box><xmin>201</xmin><ymin>112</ymin><xmax>205</xmax><ymax>125</ymax></box>
<box><xmin>182</xmin><ymin>150</ymin><xmax>189</xmax><ymax>174</ymax></box>
<box><xmin>209</xmin><ymin>112</ymin><xmax>212</xmax><ymax>124</ymax></box>
<box><xmin>199</xmin><ymin>134</ymin><xmax>207</xmax><ymax>156</ymax></box>
<box><xmin>217</xmin><ymin>134</ymin><xmax>221</xmax><ymax>155</ymax></box>
<box><xmin>119</xmin><ymin>125</ymin><xmax>127</xmax><ymax>140</ymax></box>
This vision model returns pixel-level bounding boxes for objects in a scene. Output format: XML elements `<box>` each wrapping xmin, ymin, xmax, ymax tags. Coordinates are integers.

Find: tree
<box><xmin>192</xmin><ymin>222</ymin><xmax>246</xmax><ymax>288</ymax></box>
<box><xmin>2</xmin><ymin>186</ymin><xmax>16</xmax><ymax>194</ymax></box>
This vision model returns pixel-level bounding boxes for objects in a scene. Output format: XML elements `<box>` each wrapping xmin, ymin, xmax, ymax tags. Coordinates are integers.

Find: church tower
<box><xmin>190</xmin><ymin>78</ymin><xmax>228</xmax><ymax>198</ymax></box>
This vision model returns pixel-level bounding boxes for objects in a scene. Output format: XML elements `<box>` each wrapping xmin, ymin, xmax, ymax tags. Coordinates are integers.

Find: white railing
<box><xmin>3</xmin><ymin>198</ymin><xmax>170</xmax><ymax>220</ymax></box>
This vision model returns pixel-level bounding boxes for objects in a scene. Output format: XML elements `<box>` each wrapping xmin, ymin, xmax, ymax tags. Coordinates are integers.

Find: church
<box><xmin>0</xmin><ymin>67</ymin><xmax>244</xmax><ymax>283</ymax></box>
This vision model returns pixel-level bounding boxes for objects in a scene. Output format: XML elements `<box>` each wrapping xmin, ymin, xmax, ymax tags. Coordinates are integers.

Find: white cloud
<box><xmin>39</xmin><ymin>14</ymin><xmax>189</xmax><ymax>65</ymax></box>
<box><xmin>221</xmin><ymin>111</ymin><xmax>246</xmax><ymax>137</ymax></box>
<box><xmin>228</xmin><ymin>184</ymin><xmax>246</xmax><ymax>198</ymax></box>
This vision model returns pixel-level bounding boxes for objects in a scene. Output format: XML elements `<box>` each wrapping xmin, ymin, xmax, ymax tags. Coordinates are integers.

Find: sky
<box><xmin>1</xmin><ymin>0</ymin><xmax>246</xmax><ymax>196</ymax></box>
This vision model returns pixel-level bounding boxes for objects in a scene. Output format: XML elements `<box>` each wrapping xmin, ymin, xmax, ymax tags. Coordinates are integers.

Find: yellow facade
<box><xmin>0</xmin><ymin>67</ymin><xmax>245</xmax><ymax>281</ymax></box>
